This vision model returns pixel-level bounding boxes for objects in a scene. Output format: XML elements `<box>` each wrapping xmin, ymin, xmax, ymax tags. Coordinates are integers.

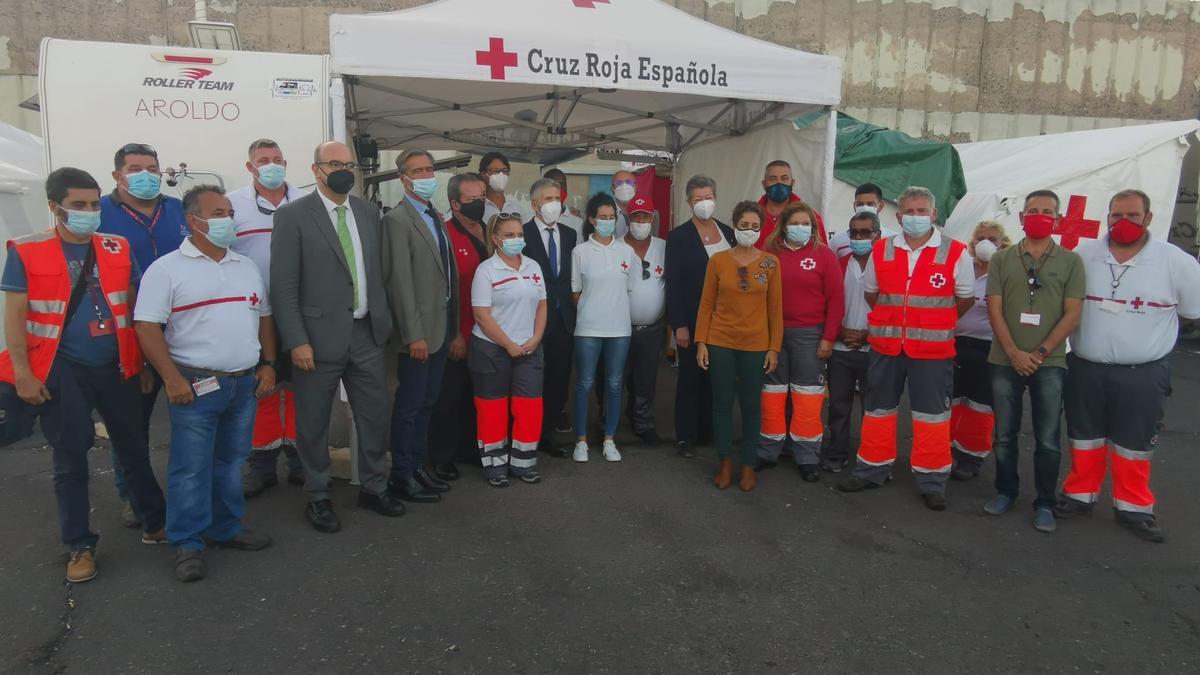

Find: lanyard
<box><xmin>119</xmin><ymin>202</ymin><xmax>163</xmax><ymax>258</ymax></box>
<box><xmin>255</xmin><ymin>188</ymin><xmax>290</xmax><ymax>215</ymax></box>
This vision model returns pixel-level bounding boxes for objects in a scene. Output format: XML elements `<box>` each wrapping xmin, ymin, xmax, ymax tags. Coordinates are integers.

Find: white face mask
<box><xmin>629</xmin><ymin>220</ymin><xmax>653</xmax><ymax>240</ymax></box>
<box><xmin>854</xmin><ymin>204</ymin><xmax>878</xmax><ymax>215</ymax></box>
<box><xmin>538</xmin><ymin>200</ymin><xmax>562</xmax><ymax>224</ymax></box>
<box><xmin>735</xmin><ymin>229</ymin><xmax>760</xmax><ymax>247</ymax></box>
<box><xmin>692</xmin><ymin>199</ymin><xmax>716</xmax><ymax>221</ymax></box>
<box><xmin>974</xmin><ymin>239</ymin><xmax>998</xmax><ymax>262</ymax></box>
<box><xmin>613</xmin><ymin>183</ymin><xmax>636</xmax><ymax>203</ymax></box>
<box><xmin>488</xmin><ymin>172</ymin><xmax>509</xmax><ymax>192</ymax></box>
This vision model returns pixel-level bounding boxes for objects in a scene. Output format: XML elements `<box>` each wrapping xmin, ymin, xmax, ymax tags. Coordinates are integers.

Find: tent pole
<box><xmin>821</xmin><ymin>106</ymin><xmax>838</xmax><ymax>216</ymax></box>
<box><xmin>331</xmin><ymin>76</ymin><xmax>348</xmax><ymax>144</ymax></box>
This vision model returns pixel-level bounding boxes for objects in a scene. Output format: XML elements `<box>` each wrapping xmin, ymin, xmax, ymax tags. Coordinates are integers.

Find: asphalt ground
<box><xmin>3</xmin><ymin>348</ymin><xmax>1200</xmax><ymax>673</ymax></box>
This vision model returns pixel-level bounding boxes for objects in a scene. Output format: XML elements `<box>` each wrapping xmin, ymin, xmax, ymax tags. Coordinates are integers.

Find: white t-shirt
<box><xmin>135</xmin><ymin>238</ymin><xmax>269</xmax><ymax>372</ymax></box>
<box><xmin>483</xmin><ymin>196</ymin><xmax>532</xmax><ymax>227</ymax></box>
<box><xmin>471</xmin><ymin>253</ymin><xmax>547</xmax><ymax>345</ymax></box>
<box><xmin>627</xmin><ymin>236</ymin><xmax>667</xmax><ymax>326</ymax></box>
<box><xmin>571</xmin><ymin>235</ymin><xmax>636</xmax><ymax>338</ymax></box>
<box><xmin>834</xmin><ymin>254</ymin><xmax>872</xmax><ymax>353</ymax></box>
<box><xmin>1071</xmin><ymin>236</ymin><xmax>1200</xmax><ymax>364</ymax></box>
<box><xmin>228</xmin><ymin>182</ymin><xmax>309</xmax><ymax>292</ymax></box>
<box><xmin>863</xmin><ymin>229</ymin><xmax>975</xmax><ymax>299</ymax></box>
<box><xmin>955</xmin><ymin>273</ymin><xmax>993</xmax><ymax>340</ymax></box>
<box><xmin>830</xmin><ymin>225</ymin><xmax>897</xmax><ymax>257</ymax></box>
<box><xmin>704</xmin><ymin>239</ymin><xmax>731</xmax><ymax>258</ymax></box>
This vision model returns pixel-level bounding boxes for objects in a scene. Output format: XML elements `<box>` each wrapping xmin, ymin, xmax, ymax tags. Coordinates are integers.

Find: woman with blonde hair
<box><xmin>950</xmin><ymin>220</ymin><xmax>1011</xmax><ymax>481</ymax></box>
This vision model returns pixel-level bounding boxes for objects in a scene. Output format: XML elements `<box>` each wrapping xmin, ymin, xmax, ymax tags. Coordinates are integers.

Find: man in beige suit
<box><xmin>381</xmin><ymin>149</ymin><xmax>459</xmax><ymax>503</ymax></box>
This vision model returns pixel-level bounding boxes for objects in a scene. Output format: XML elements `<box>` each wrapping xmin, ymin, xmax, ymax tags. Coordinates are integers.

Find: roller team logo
<box><xmin>929</xmin><ymin>272</ymin><xmax>946</xmax><ymax>289</ymax></box>
<box><xmin>145</xmin><ymin>54</ymin><xmax>235</xmax><ymax>91</ymax></box>
<box><xmin>137</xmin><ymin>53</ymin><xmax>241</xmax><ymax>122</ymax></box>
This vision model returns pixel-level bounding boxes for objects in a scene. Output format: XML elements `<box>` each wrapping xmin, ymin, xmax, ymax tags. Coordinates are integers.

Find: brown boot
<box><xmin>713</xmin><ymin>459</ymin><xmax>734</xmax><ymax>490</ymax></box>
<box><xmin>739</xmin><ymin>465</ymin><xmax>757</xmax><ymax>492</ymax></box>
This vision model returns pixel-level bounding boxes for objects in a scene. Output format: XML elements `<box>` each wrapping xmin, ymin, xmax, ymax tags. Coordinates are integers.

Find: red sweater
<box><xmin>756</xmin><ymin>193</ymin><xmax>829</xmax><ymax>249</ymax></box>
<box><xmin>774</xmin><ymin>241</ymin><xmax>844</xmax><ymax>342</ymax></box>
<box><xmin>446</xmin><ymin>217</ymin><xmax>487</xmax><ymax>342</ymax></box>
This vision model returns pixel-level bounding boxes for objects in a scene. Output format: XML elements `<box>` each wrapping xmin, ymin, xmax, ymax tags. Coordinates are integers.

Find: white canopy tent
<box><xmin>328</xmin><ymin>0</ymin><xmax>842</xmax><ymax>206</ymax></box>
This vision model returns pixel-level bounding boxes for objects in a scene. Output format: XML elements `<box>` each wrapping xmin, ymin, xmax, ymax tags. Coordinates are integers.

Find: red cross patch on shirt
<box><xmin>800</xmin><ymin>258</ymin><xmax>816</xmax><ymax>271</ymax></box>
<box><xmin>929</xmin><ymin>272</ymin><xmax>947</xmax><ymax>288</ymax></box>
<box><xmin>100</xmin><ymin>237</ymin><xmax>122</xmax><ymax>254</ymax></box>
<box><xmin>620</xmin><ymin>260</ymin><xmax>629</xmax><ymax>271</ymax></box>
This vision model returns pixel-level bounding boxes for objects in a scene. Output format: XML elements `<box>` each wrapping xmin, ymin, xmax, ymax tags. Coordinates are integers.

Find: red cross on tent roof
<box><xmin>572</xmin><ymin>0</ymin><xmax>611</xmax><ymax>7</ymax></box>
<box><xmin>476</xmin><ymin>37</ymin><xmax>518</xmax><ymax>81</ymax></box>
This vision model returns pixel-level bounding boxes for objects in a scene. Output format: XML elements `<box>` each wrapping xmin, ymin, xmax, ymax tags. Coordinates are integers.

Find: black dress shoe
<box><xmin>539</xmin><ymin>441</ymin><xmax>569</xmax><ymax>458</ymax></box>
<box><xmin>636</xmin><ymin>429</ymin><xmax>662</xmax><ymax>447</ymax></box>
<box><xmin>837</xmin><ymin>476</ymin><xmax>880</xmax><ymax>493</ymax></box>
<box><xmin>754</xmin><ymin>458</ymin><xmax>778</xmax><ymax>472</ymax></box>
<box><xmin>433</xmin><ymin>463</ymin><xmax>460</xmax><ymax>481</ymax></box>
<box><xmin>357</xmin><ymin>490</ymin><xmax>406</xmax><ymax>517</ymax></box>
<box><xmin>798</xmin><ymin>465</ymin><xmax>821</xmax><ymax>482</ymax></box>
<box><xmin>415</xmin><ymin>467</ymin><xmax>451</xmax><ymax>493</ymax></box>
<box><xmin>921</xmin><ymin>492</ymin><xmax>947</xmax><ymax>511</ymax></box>
<box><xmin>305</xmin><ymin>499</ymin><xmax>341</xmax><ymax>533</ymax></box>
<box><xmin>389</xmin><ymin>477</ymin><xmax>441</xmax><ymax>503</ymax></box>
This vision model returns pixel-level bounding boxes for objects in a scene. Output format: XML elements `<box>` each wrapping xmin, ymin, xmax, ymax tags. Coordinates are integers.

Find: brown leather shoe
<box><xmin>66</xmin><ymin>548</ymin><xmax>97</xmax><ymax>583</ymax></box>
<box><xmin>739</xmin><ymin>465</ymin><xmax>757</xmax><ymax>492</ymax></box>
<box><xmin>713</xmin><ymin>459</ymin><xmax>734</xmax><ymax>490</ymax></box>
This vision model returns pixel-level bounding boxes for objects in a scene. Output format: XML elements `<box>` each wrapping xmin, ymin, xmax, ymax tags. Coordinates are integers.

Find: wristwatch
<box><xmin>1036</xmin><ymin>346</ymin><xmax>1050</xmax><ymax>358</ymax></box>
<box><xmin>258</xmin><ymin>358</ymin><xmax>277</xmax><ymax>369</ymax></box>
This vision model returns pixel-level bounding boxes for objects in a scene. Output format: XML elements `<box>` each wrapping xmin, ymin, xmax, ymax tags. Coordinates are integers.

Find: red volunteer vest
<box><xmin>0</xmin><ymin>231</ymin><xmax>143</xmax><ymax>383</ymax></box>
<box><xmin>867</xmin><ymin>235</ymin><xmax>965</xmax><ymax>359</ymax></box>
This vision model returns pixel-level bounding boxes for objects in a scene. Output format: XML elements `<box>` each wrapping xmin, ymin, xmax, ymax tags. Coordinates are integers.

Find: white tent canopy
<box><xmin>328</xmin><ymin>0</ymin><xmax>841</xmax><ymax>167</ymax></box>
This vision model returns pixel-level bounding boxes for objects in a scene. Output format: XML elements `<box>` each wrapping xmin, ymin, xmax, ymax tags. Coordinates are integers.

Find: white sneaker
<box><xmin>602</xmin><ymin>440</ymin><xmax>622</xmax><ymax>462</ymax></box>
<box><xmin>573</xmin><ymin>441</ymin><xmax>590</xmax><ymax>463</ymax></box>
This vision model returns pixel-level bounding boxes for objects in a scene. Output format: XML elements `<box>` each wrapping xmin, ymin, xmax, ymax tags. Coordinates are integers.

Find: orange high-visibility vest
<box><xmin>0</xmin><ymin>230</ymin><xmax>143</xmax><ymax>383</ymax></box>
<box><xmin>867</xmin><ymin>235</ymin><xmax>965</xmax><ymax>359</ymax></box>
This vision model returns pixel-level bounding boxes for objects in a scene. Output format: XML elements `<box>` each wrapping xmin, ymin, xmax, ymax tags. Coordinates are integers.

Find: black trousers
<box><xmin>541</xmin><ymin>311</ymin><xmax>574</xmax><ymax>438</ymax></box>
<box><xmin>625</xmin><ymin>320</ymin><xmax>666</xmax><ymax>434</ymax></box>
<box><xmin>674</xmin><ymin>341</ymin><xmax>713</xmax><ymax>444</ymax></box>
<box><xmin>821</xmin><ymin>348</ymin><xmax>869</xmax><ymax>466</ymax></box>
<box><xmin>429</xmin><ymin>357</ymin><xmax>480</xmax><ymax>465</ymax></box>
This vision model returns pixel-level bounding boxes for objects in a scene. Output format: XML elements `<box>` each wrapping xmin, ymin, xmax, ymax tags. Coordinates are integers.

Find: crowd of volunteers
<box><xmin>4</xmin><ymin>140</ymin><xmax>1197</xmax><ymax>585</ymax></box>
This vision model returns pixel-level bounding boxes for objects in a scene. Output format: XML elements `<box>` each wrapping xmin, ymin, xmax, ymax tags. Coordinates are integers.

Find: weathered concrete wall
<box><xmin>1</xmin><ymin>0</ymin><xmax>1197</xmax><ymax>139</ymax></box>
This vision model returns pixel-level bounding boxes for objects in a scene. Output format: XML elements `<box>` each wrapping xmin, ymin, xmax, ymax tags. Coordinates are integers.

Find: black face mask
<box><xmin>326</xmin><ymin>169</ymin><xmax>355</xmax><ymax>195</ymax></box>
<box><xmin>459</xmin><ymin>199</ymin><xmax>486</xmax><ymax>223</ymax></box>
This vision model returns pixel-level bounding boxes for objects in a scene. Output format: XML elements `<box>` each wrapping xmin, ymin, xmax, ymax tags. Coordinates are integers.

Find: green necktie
<box><xmin>335</xmin><ymin>205</ymin><xmax>359</xmax><ymax>311</ymax></box>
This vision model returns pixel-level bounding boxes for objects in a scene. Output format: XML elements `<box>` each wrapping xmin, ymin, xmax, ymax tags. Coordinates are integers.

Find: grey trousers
<box><xmin>291</xmin><ymin>318</ymin><xmax>390</xmax><ymax>501</ymax></box>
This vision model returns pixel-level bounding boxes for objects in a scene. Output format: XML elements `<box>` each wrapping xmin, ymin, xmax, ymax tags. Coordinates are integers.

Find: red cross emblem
<box><xmin>532</xmin><ymin>273</ymin><xmax>542</xmax><ymax>284</ymax></box>
<box><xmin>1130</xmin><ymin>297</ymin><xmax>1144</xmax><ymax>310</ymax></box>
<box><xmin>573</xmin><ymin>0</ymin><xmax>610</xmax><ymax>6</ymax></box>
<box><xmin>929</xmin><ymin>272</ymin><xmax>946</xmax><ymax>288</ymax></box>
<box><xmin>654</xmin><ymin>265</ymin><xmax>663</xmax><ymax>276</ymax></box>
<box><xmin>101</xmin><ymin>237</ymin><xmax>121</xmax><ymax>254</ymax></box>
<box><xmin>620</xmin><ymin>260</ymin><xmax>629</xmax><ymax>271</ymax></box>
<box><xmin>1053</xmin><ymin>195</ymin><xmax>1101</xmax><ymax>250</ymax></box>
<box><xmin>476</xmin><ymin>37</ymin><xmax>518</xmax><ymax>81</ymax></box>
<box><xmin>800</xmin><ymin>258</ymin><xmax>816</xmax><ymax>271</ymax></box>
<box><xmin>249</xmin><ymin>292</ymin><xmax>261</xmax><ymax>306</ymax></box>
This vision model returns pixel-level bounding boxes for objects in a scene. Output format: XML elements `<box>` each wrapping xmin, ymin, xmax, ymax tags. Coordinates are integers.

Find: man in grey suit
<box><xmin>270</xmin><ymin>141</ymin><xmax>406</xmax><ymax>533</ymax></box>
<box><xmin>381</xmin><ymin>149</ymin><xmax>459</xmax><ymax>503</ymax></box>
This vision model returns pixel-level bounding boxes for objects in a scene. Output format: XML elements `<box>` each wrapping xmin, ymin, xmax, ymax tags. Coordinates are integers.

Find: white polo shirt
<box><xmin>1072</xmin><ymin>236</ymin><xmax>1200</xmax><ymax>364</ymax></box>
<box><xmin>135</xmin><ymin>238</ymin><xmax>269</xmax><ymax>372</ymax></box>
<box><xmin>955</xmin><ymin>273</ymin><xmax>993</xmax><ymax>340</ymax></box>
<box><xmin>863</xmin><ymin>229</ymin><xmax>975</xmax><ymax>299</ymax></box>
<box><xmin>471</xmin><ymin>253</ymin><xmax>547</xmax><ymax>345</ymax></box>
<box><xmin>571</xmin><ymin>236</ymin><xmax>636</xmax><ymax>338</ymax></box>
<box><xmin>834</xmin><ymin>254</ymin><xmax>872</xmax><ymax>353</ymax></box>
<box><xmin>627</xmin><ymin>236</ymin><xmax>666</xmax><ymax>326</ymax></box>
<box><xmin>228</xmin><ymin>182</ymin><xmax>309</xmax><ymax>292</ymax></box>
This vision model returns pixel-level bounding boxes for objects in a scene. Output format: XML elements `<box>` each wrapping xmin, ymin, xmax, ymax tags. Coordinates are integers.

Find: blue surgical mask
<box><xmin>766</xmin><ymin>183</ymin><xmax>793</xmax><ymax>203</ymax></box>
<box><xmin>901</xmin><ymin>214</ymin><xmax>933</xmax><ymax>237</ymax></box>
<box><xmin>500</xmin><ymin>237</ymin><xmax>526</xmax><ymax>257</ymax></box>
<box><xmin>198</xmin><ymin>216</ymin><xmax>237</xmax><ymax>248</ymax></box>
<box><xmin>58</xmin><ymin>207</ymin><xmax>101</xmax><ymax>237</ymax></box>
<box><xmin>124</xmin><ymin>170</ymin><xmax>161</xmax><ymax>200</ymax></box>
<box><xmin>785</xmin><ymin>223</ymin><xmax>811</xmax><ymax>245</ymax></box>
<box><xmin>409</xmin><ymin>176</ymin><xmax>438</xmax><ymax>200</ymax></box>
<box><xmin>849</xmin><ymin>239</ymin><xmax>874</xmax><ymax>256</ymax></box>
<box><xmin>256</xmin><ymin>163</ymin><xmax>286</xmax><ymax>190</ymax></box>
<box><xmin>594</xmin><ymin>218</ymin><xmax>616</xmax><ymax>238</ymax></box>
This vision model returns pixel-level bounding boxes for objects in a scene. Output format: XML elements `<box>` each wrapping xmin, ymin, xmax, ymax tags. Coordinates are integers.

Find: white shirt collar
<box><xmin>179</xmin><ymin>236</ymin><xmax>244</xmax><ymax>264</ymax></box>
<box><xmin>490</xmin><ymin>253</ymin><xmax>532</xmax><ymax>272</ymax></box>
<box><xmin>537</xmin><ymin>218</ymin><xmax>558</xmax><ymax>230</ymax></box>
<box><xmin>317</xmin><ymin>188</ymin><xmax>350</xmax><ymax>215</ymax></box>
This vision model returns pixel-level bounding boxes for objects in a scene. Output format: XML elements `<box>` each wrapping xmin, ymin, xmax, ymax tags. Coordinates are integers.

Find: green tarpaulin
<box><xmin>795</xmin><ymin>111</ymin><xmax>967</xmax><ymax>220</ymax></box>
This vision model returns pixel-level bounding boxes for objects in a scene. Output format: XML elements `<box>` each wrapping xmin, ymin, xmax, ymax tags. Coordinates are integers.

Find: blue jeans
<box><xmin>390</xmin><ymin>344</ymin><xmax>448</xmax><ymax>481</ymax></box>
<box><xmin>991</xmin><ymin>364</ymin><xmax>1065</xmax><ymax>510</ymax></box>
<box><xmin>166</xmin><ymin>370</ymin><xmax>257</xmax><ymax>551</ymax></box>
<box><xmin>574</xmin><ymin>335</ymin><xmax>631</xmax><ymax>437</ymax></box>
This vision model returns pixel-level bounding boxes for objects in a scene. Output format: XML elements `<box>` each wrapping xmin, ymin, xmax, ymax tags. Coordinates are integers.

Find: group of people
<box><xmin>4</xmin><ymin>140</ymin><xmax>1196</xmax><ymax>587</ymax></box>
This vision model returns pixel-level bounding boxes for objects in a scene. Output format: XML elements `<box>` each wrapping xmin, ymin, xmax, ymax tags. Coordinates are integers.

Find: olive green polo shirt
<box><xmin>986</xmin><ymin>240</ymin><xmax>1085</xmax><ymax>369</ymax></box>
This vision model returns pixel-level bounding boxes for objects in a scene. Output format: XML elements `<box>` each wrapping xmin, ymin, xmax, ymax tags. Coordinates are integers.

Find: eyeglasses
<box><xmin>737</xmin><ymin>266</ymin><xmax>750</xmax><ymax>292</ymax></box>
<box><xmin>641</xmin><ymin>259</ymin><xmax>651</xmax><ymax>280</ymax></box>
<box><xmin>318</xmin><ymin>161</ymin><xmax>359</xmax><ymax>171</ymax></box>
<box><xmin>848</xmin><ymin>229</ymin><xmax>876</xmax><ymax>239</ymax></box>
<box><xmin>119</xmin><ymin>143</ymin><xmax>157</xmax><ymax>156</ymax></box>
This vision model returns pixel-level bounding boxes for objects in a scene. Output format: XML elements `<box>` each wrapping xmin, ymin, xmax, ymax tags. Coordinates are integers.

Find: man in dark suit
<box><xmin>380</xmin><ymin>149</ymin><xmax>458</xmax><ymax>503</ymax></box>
<box><xmin>270</xmin><ymin>141</ymin><xmax>405</xmax><ymax>533</ymax></box>
<box><xmin>522</xmin><ymin>178</ymin><xmax>576</xmax><ymax>457</ymax></box>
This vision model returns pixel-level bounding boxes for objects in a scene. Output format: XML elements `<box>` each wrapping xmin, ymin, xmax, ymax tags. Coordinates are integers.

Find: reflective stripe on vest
<box><xmin>28</xmin><ymin>299</ymin><xmax>66</xmax><ymax>314</ymax></box>
<box><xmin>867</xmin><ymin>235</ymin><xmax>963</xmax><ymax>359</ymax></box>
<box><xmin>26</xmin><ymin>320</ymin><xmax>61</xmax><ymax>339</ymax></box>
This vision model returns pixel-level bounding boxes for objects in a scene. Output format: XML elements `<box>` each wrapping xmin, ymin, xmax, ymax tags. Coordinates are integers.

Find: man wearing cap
<box><xmin>228</xmin><ymin>138</ymin><xmax>309</xmax><ymax>497</ymax></box>
<box><xmin>98</xmin><ymin>141</ymin><xmax>188</xmax><ymax>529</ymax></box>
<box><xmin>622</xmin><ymin>196</ymin><xmax>667</xmax><ymax>446</ymax></box>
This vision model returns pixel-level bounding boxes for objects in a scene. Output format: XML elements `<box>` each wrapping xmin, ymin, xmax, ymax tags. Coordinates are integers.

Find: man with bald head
<box><xmin>271</xmin><ymin>141</ymin><xmax>403</xmax><ymax>533</ymax></box>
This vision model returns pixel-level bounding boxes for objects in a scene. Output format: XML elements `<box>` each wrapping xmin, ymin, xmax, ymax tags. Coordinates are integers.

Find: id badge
<box><xmin>1099</xmin><ymin>299</ymin><xmax>1124</xmax><ymax>315</ymax></box>
<box><xmin>1019</xmin><ymin>313</ymin><xmax>1041</xmax><ymax>326</ymax></box>
<box><xmin>191</xmin><ymin>376</ymin><xmax>221</xmax><ymax>396</ymax></box>
<box><xmin>88</xmin><ymin>319</ymin><xmax>115</xmax><ymax>337</ymax></box>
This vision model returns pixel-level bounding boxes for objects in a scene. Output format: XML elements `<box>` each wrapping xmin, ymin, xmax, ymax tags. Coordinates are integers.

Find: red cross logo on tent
<box><xmin>476</xmin><ymin>37</ymin><xmax>518</xmax><ymax>81</ymax></box>
<box><xmin>1053</xmin><ymin>195</ymin><xmax>1101</xmax><ymax>250</ymax></box>
<box><xmin>101</xmin><ymin>237</ymin><xmax>122</xmax><ymax>254</ymax></box>
<box><xmin>573</xmin><ymin>0</ymin><xmax>610</xmax><ymax>7</ymax></box>
<box><xmin>800</xmin><ymin>258</ymin><xmax>816</xmax><ymax>271</ymax></box>
<box><xmin>929</xmin><ymin>272</ymin><xmax>946</xmax><ymax>288</ymax></box>
<box><xmin>249</xmin><ymin>293</ymin><xmax>261</xmax><ymax>306</ymax></box>
<box><xmin>1130</xmin><ymin>297</ymin><xmax>1144</xmax><ymax>310</ymax></box>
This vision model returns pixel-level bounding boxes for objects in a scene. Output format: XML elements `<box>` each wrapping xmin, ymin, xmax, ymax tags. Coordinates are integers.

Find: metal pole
<box><xmin>821</xmin><ymin>106</ymin><xmax>838</xmax><ymax>217</ymax></box>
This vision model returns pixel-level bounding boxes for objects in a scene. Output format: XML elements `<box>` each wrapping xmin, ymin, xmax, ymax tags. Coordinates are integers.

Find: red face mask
<box><xmin>1109</xmin><ymin>217</ymin><xmax>1145</xmax><ymax>245</ymax></box>
<box><xmin>559</xmin><ymin>188</ymin><xmax>568</xmax><ymax>204</ymax></box>
<box><xmin>1022</xmin><ymin>213</ymin><xmax>1055</xmax><ymax>240</ymax></box>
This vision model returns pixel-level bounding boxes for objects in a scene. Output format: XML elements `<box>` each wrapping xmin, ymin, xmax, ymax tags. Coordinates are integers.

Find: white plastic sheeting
<box><xmin>0</xmin><ymin>121</ymin><xmax>46</xmax><ymax>241</ymax></box>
